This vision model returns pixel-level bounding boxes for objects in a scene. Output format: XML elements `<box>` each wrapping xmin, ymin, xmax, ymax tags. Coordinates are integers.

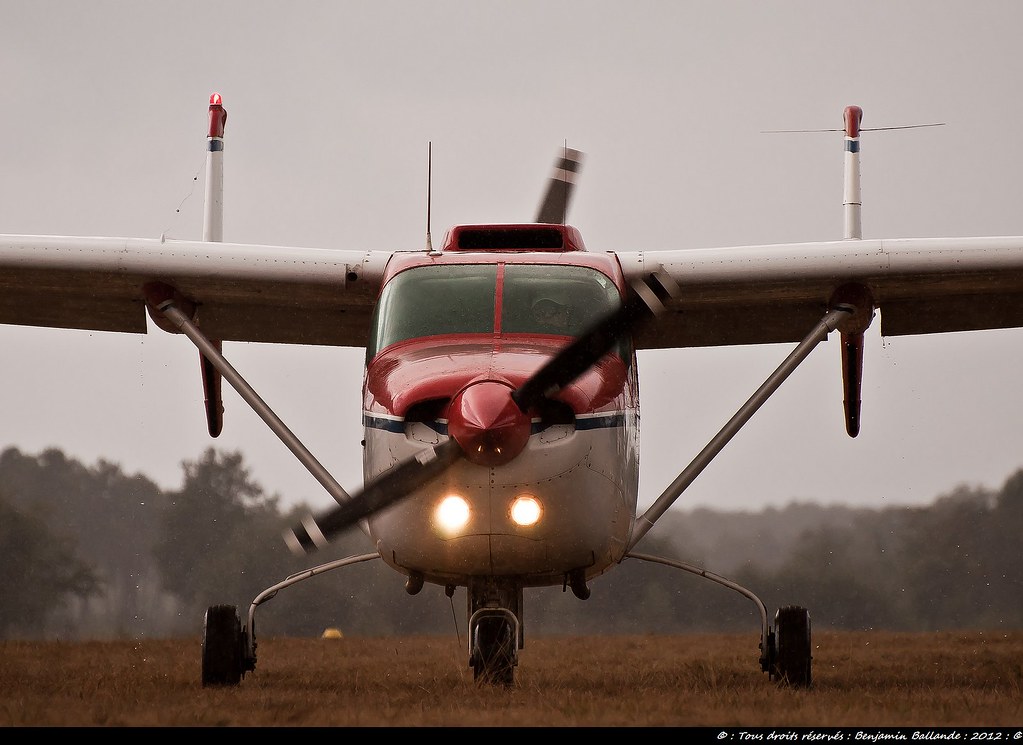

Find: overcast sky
<box><xmin>2</xmin><ymin>1</ymin><xmax>1023</xmax><ymax>516</ymax></box>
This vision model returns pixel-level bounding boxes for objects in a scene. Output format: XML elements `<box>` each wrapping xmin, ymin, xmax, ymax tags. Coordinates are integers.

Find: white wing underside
<box><xmin>2</xmin><ymin>233</ymin><xmax>1023</xmax><ymax>349</ymax></box>
<box><xmin>626</xmin><ymin>235</ymin><xmax>1023</xmax><ymax>346</ymax></box>
<box><xmin>0</xmin><ymin>235</ymin><xmax>391</xmax><ymax>347</ymax></box>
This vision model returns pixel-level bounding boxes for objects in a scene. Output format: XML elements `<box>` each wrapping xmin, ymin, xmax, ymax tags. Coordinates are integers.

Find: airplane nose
<box><xmin>447</xmin><ymin>381</ymin><xmax>531</xmax><ymax>467</ymax></box>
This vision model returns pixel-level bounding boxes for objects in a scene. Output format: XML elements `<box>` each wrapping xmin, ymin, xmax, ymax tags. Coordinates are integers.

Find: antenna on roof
<box><xmin>426</xmin><ymin>142</ymin><xmax>440</xmax><ymax>255</ymax></box>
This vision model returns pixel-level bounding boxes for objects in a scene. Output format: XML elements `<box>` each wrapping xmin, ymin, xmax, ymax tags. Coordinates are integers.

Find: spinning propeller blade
<box><xmin>535</xmin><ymin>147</ymin><xmax>584</xmax><ymax>224</ymax></box>
<box><xmin>284</xmin><ymin>270</ymin><xmax>679</xmax><ymax>555</ymax></box>
<box><xmin>284</xmin><ymin>439</ymin><xmax>463</xmax><ymax>555</ymax></box>
<box><xmin>511</xmin><ymin>272</ymin><xmax>677</xmax><ymax>412</ymax></box>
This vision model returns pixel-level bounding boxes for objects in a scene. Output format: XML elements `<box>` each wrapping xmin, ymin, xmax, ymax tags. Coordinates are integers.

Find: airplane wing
<box><xmin>4</xmin><ymin>232</ymin><xmax>1023</xmax><ymax>352</ymax></box>
<box><xmin>618</xmin><ymin>236</ymin><xmax>1023</xmax><ymax>349</ymax></box>
<box><xmin>0</xmin><ymin>235</ymin><xmax>392</xmax><ymax>347</ymax></box>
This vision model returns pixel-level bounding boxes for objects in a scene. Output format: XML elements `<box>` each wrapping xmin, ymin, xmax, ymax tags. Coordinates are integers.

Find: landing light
<box><xmin>435</xmin><ymin>495</ymin><xmax>471</xmax><ymax>532</ymax></box>
<box><xmin>510</xmin><ymin>495</ymin><xmax>543</xmax><ymax>527</ymax></box>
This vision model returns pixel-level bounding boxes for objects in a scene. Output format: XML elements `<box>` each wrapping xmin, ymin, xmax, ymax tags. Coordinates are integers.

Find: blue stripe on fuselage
<box><xmin>363</xmin><ymin>414</ymin><xmax>412</xmax><ymax>433</ymax></box>
<box><xmin>362</xmin><ymin>412</ymin><xmax>626</xmax><ymax>435</ymax></box>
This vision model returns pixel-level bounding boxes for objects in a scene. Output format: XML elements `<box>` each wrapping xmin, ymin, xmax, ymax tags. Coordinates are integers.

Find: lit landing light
<box><xmin>510</xmin><ymin>495</ymin><xmax>543</xmax><ymax>527</ymax></box>
<box><xmin>435</xmin><ymin>495</ymin><xmax>471</xmax><ymax>533</ymax></box>
<box><xmin>434</xmin><ymin>494</ymin><xmax>544</xmax><ymax>534</ymax></box>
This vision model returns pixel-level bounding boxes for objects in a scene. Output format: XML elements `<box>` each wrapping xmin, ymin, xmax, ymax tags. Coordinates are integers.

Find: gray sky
<box><xmin>3</xmin><ymin>0</ymin><xmax>1023</xmax><ymax>515</ymax></box>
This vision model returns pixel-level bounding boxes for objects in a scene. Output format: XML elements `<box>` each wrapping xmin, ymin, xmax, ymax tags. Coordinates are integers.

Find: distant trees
<box><xmin>3</xmin><ymin>443</ymin><xmax>1023</xmax><ymax>640</ymax></box>
<box><xmin>0</xmin><ymin>494</ymin><xmax>98</xmax><ymax>637</ymax></box>
<box><xmin>732</xmin><ymin>482</ymin><xmax>1023</xmax><ymax>632</ymax></box>
<box><xmin>0</xmin><ymin>447</ymin><xmax>171</xmax><ymax>637</ymax></box>
<box><xmin>154</xmin><ymin>448</ymin><xmax>286</xmax><ymax>612</ymax></box>
<box><xmin>149</xmin><ymin>447</ymin><xmax>455</xmax><ymax>639</ymax></box>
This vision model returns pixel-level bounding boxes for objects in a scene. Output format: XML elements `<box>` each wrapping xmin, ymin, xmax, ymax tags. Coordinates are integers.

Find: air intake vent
<box><xmin>442</xmin><ymin>224</ymin><xmax>585</xmax><ymax>252</ymax></box>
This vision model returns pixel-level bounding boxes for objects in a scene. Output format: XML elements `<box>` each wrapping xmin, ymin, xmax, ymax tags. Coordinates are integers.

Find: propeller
<box><xmin>535</xmin><ymin>147</ymin><xmax>584</xmax><ymax>224</ymax></box>
<box><xmin>284</xmin><ymin>270</ymin><xmax>679</xmax><ymax>556</ymax></box>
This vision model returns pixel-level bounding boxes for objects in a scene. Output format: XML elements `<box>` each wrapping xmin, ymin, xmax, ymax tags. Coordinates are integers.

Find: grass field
<box><xmin>2</xmin><ymin>631</ymin><xmax>1022</xmax><ymax>727</ymax></box>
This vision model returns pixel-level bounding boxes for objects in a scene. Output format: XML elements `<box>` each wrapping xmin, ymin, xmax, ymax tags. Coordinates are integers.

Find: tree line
<box><xmin>3</xmin><ymin>445</ymin><xmax>1021</xmax><ymax>640</ymax></box>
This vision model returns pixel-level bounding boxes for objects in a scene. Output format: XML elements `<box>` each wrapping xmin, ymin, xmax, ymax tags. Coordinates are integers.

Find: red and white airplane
<box><xmin>3</xmin><ymin>96</ymin><xmax>1022</xmax><ymax>688</ymax></box>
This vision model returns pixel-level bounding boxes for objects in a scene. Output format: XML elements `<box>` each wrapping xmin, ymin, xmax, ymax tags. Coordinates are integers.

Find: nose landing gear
<box><xmin>468</xmin><ymin>608</ymin><xmax>519</xmax><ymax>686</ymax></box>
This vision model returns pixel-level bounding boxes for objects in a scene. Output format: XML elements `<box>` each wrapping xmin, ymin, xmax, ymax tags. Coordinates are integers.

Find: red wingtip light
<box><xmin>844</xmin><ymin>105</ymin><xmax>863</xmax><ymax>138</ymax></box>
<box><xmin>447</xmin><ymin>382</ymin><xmax>531</xmax><ymax>467</ymax></box>
<box><xmin>208</xmin><ymin>92</ymin><xmax>227</xmax><ymax>138</ymax></box>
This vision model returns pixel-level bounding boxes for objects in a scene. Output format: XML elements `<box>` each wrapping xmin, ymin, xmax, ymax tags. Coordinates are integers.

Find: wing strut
<box><xmin>628</xmin><ymin>304</ymin><xmax>853</xmax><ymax>550</ymax></box>
<box><xmin>142</xmin><ymin>281</ymin><xmax>355</xmax><ymax>511</ymax></box>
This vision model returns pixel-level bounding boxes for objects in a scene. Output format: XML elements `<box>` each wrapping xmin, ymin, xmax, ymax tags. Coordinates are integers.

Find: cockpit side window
<box><xmin>367</xmin><ymin>265</ymin><xmax>498</xmax><ymax>358</ymax></box>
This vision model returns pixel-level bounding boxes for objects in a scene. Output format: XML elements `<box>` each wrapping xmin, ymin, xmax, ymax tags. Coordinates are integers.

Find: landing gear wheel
<box><xmin>771</xmin><ymin>605</ymin><xmax>812</xmax><ymax>687</ymax></box>
<box><xmin>202</xmin><ymin>604</ymin><xmax>245</xmax><ymax>687</ymax></box>
<box><xmin>471</xmin><ymin>616</ymin><xmax>516</xmax><ymax>686</ymax></box>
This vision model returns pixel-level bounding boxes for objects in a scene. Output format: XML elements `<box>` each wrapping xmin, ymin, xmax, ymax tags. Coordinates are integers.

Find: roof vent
<box><xmin>442</xmin><ymin>224</ymin><xmax>585</xmax><ymax>252</ymax></box>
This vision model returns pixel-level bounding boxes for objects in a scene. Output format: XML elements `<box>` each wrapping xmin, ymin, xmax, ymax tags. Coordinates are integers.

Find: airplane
<box><xmin>4</xmin><ymin>94</ymin><xmax>1023</xmax><ymax>690</ymax></box>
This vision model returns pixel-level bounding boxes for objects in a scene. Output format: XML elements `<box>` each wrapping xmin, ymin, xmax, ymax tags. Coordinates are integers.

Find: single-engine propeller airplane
<box><xmin>4</xmin><ymin>95</ymin><xmax>1023</xmax><ymax>689</ymax></box>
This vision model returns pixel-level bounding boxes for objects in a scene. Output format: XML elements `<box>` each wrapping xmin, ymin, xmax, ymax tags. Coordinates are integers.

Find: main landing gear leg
<box><xmin>142</xmin><ymin>282</ymin><xmax>374</xmax><ymax>688</ymax></box>
<box><xmin>624</xmin><ymin>305</ymin><xmax>853</xmax><ymax>688</ymax></box>
<box><xmin>623</xmin><ymin>553</ymin><xmax>812</xmax><ymax>687</ymax></box>
<box><xmin>200</xmin><ymin>553</ymin><xmax>381</xmax><ymax>687</ymax></box>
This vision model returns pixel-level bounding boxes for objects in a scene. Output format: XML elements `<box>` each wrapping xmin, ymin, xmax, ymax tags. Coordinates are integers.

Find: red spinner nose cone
<box><xmin>447</xmin><ymin>381</ymin><xmax>531</xmax><ymax>467</ymax></box>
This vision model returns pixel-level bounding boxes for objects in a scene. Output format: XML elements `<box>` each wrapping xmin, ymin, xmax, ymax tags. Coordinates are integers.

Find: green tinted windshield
<box><xmin>502</xmin><ymin>264</ymin><xmax>620</xmax><ymax>336</ymax></box>
<box><xmin>368</xmin><ymin>265</ymin><xmax>497</xmax><ymax>356</ymax></box>
<box><xmin>367</xmin><ymin>263</ymin><xmax>621</xmax><ymax>357</ymax></box>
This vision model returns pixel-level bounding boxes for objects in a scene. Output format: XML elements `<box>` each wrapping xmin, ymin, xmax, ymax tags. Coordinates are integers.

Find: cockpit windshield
<box><xmin>367</xmin><ymin>263</ymin><xmax>622</xmax><ymax>358</ymax></box>
<box><xmin>368</xmin><ymin>264</ymin><xmax>496</xmax><ymax>357</ymax></box>
<box><xmin>501</xmin><ymin>264</ymin><xmax>619</xmax><ymax>335</ymax></box>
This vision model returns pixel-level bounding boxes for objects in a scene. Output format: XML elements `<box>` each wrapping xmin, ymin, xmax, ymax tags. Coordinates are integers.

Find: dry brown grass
<box><xmin>2</xmin><ymin>631</ymin><xmax>1022</xmax><ymax>727</ymax></box>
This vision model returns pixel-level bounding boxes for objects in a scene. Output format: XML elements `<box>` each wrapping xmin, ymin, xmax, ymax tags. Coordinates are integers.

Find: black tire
<box><xmin>201</xmin><ymin>605</ymin><xmax>244</xmax><ymax>687</ymax></box>
<box><xmin>472</xmin><ymin>617</ymin><xmax>516</xmax><ymax>687</ymax></box>
<box><xmin>772</xmin><ymin>605</ymin><xmax>812</xmax><ymax>687</ymax></box>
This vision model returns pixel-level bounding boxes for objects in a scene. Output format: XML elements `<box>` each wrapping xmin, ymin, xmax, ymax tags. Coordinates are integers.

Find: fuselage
<box><xmin>361</xmin><ymin>226</ymin><xmax>641</xmax><ymax>588</ymax></box>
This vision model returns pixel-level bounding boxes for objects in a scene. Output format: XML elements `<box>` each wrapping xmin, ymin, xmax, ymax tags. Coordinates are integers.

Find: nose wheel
<box><xmin>469</xmin><ymin>608</ymin><xmax>518</xmax><ymax>686</ymax></box>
